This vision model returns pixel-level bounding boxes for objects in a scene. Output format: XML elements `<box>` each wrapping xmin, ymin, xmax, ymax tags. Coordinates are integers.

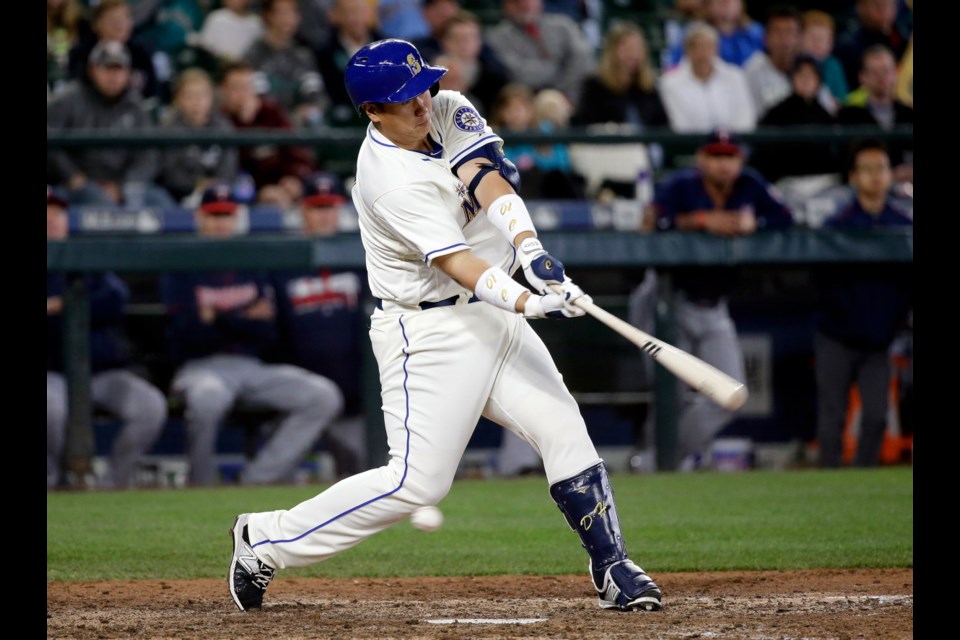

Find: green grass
<box><xmin>47</xmin><ymin>467</ymin><xmax>912</xmax><ymax>581</ymax></box>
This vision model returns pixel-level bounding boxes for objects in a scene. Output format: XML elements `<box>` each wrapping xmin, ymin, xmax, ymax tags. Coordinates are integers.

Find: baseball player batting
<box><xmin>227</xmin><ymin>39</ymin><xmax>663</xmax><ymax>614</ymax></box>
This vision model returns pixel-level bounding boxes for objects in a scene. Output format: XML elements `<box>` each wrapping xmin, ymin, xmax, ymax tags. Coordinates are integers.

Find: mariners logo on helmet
<box><xmin>344</xmin><ymin>39</ymin><xmax>448</xmax><ymax>114</ymax></box>
<box><xmin>406</xmin><ymin>53</ymin><xmax>421</xmax><ymax>75</ymax></box>
<box><xmin>454</xmin><ymin>106</ymin><xmax>484</xmax><ymax>132</ymax></box>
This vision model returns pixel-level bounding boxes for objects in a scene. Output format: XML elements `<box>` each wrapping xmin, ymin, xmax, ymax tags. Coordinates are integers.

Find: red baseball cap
<box><xmin>302</xmin><ymin>172</ymin><xmax>346</xmax><ymax>207</ymax></box>
<box><xmin>47</xmin><ymin>185</ymin><xmax>69</xmax><ymax>208</ymax></box>
<box><xmin>199</xmin><ymin>182</ymin><xmax>239</xmax><ymax>215</ymax></box>
<box><xmin>701</xmin><ymin>129</ymin><xmax>743</xmax><ymax>156</ymax></box>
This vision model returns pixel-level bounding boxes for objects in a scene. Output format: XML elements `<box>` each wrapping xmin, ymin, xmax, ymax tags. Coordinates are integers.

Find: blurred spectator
<box><xmin>658</xmin><ymin>21</ymin><xmax>757</xmax><ymax>133</ymax></box>
<box><xmin>664</xmin><ymin>0</ymin><xmax>764</xmax><ymax>69</ymax></box>
<box><xmin>490</xmin><ymin>83</ymin><xmax>585</xmax><ymax>200</ymax></box>
<box><xmin>295</xmin><ymin>0</ymin><xmax>335</xmax><ymax>56</ymax></box>
<box><xmin>48</xmin><ymin>40</ymin><xmax>177</xmax><ymax>209</ymax></box>
<box><xmin>544</xmin><ymin>0</ymin><xmax>603</xmax><ymax>50</ymax></box>
<box><xmin>833</xmin><ymin>0</ymin><xmax>910</xmax><ymax>92</ymax></box>
<box><xmin>812</xmin><ymin>138</ymin><xmax>912</xmax><ymax>468</ymax></box>
<box><xmin>837</xmin><ymin>44</ymin><xmax>913</xmax><ymax>185</ymax></box>
<box><xmin>433</xmin><ymin>53</ymin><xmax>483</xmax><ymax>112</ymax></box>
<box><xmin>159</xmin><ymin>183</ymin><xmax>345</xmax><ymax>486</ymax></box>
<box><xmin>434</xmin><ymin>10</ymin><xmax>510</xmax><ymax>117</ymax></box>
<box><xmin>197</xmin><ymin>0</ymin><xmax>265</xmax><ymax>64</ymax></box>
<box><xmin>68</xmin><ymin>0</ymin><xmax>163</xmax><ymax>103</ymax></box>
<box><xmin>644</xmin><ymin>130</ymin><xmax>794</xmax><ymax>470</ymax></box>
<box><xmin>752</xmin><ymin>54</ymin><xmax>841</xmax><ymax>185</ymax></box>
<box><xmin>48</xmin><ymin>0</ymin><xmax>89</xmax><ymax>98</ymax></box>
<box><xmin>268</xmin><ymin>172</ymin><xmax>369</xmax><ymax>478</ymax></box>
<box><xmin>661</xmin><ymin>0</ymin><xmax>707</xmax><ymax>70</ymax></box>
<box><xmin>744</xmin><ymin>5</ymin><xmax>836</xmax><ymax>120</ymax></box>
<box><xmin>129</xmin><ymin>0</ymin><xmax>206</xmax><ymax>82</ymax></box>
<box><xmin>377</xmin><ymin>0</ymin><xmax>431</xmax><ymax>40</ymax></box>
<box><xmin>485</xmin><ymin>0</ymin><xmax>596</xmax><ymax>107</ymax></box>
<box><xmin>47</xmin><ymin>186</ymin><xmax>168</xmax><ymax>489</ymax></box>
<box><xmin>800</xmin><ymin>9</ymin><xmax>848</xmax><ymax>106</ymax></box>
<box><xmin>245</xmin><ymin>0</ymin><xmax>329</xmax><ymax>129</ymax></box>
<box><xmin>894</xmin><ymin>29</ymin><xmax>912</xmax><ymax>108</ymax></box>
<box><xmin>315</xmin><ymin>0</ymin><xmax>386</xmax><ymax>127</ymax></box>
<box><xmin>156</xmin><ymin>67</ymin><xmax>240</xmax><ymax>205</ymax></box>
<box><xmin>571</xmin><ymin>20</ymin><xmax>668</xmax><ymax>130</ymax></box>
<box><xmin>217</xmin><ymin>60</ymin><xmax>316</xmax><ymax>206</ymax></box>
<box><xmin>410</xmin><ymin>0</ymin><xmax>462</xmax><ymax>61</ymax></box>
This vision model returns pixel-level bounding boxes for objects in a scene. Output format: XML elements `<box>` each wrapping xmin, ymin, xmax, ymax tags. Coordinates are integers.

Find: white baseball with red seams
<box><xmin>410</xmin><ymin>506</ymin><xmax>444</xmax><ymax>532</ymax></box>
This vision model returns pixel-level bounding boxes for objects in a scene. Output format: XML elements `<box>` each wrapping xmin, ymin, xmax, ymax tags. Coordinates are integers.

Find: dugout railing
<box><xmin>47</xmin><ymin>125</ymin><xmax>913</xmax><ymax>485</ymax></box>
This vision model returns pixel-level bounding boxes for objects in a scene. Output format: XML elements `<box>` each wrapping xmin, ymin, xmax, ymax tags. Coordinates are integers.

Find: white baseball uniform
<box><xmin>243</xmin><ymin>91</ymin><xmax>602</xmax><ymax>570</ymax></box>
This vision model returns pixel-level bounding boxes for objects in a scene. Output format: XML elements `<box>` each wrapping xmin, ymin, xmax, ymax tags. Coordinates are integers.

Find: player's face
<box><xmin>850</xmin><ymin>149</ymin><xmax>892</xmax><ymax>198</ymax></box>
<box><xmin>697</xmin><ymin>152</ymin><xmax>744</xmax><ymax>187</ymax></box>
<box><xmin>196</xmin><ymin>211</ymin><xmax>240</xmax><ymax>237</ymax></box>
<box><xmin>301</xmin><ymin>205</ymin><xmax>340</xmax><ymax>237</ymax></box>
<box><xmin>367</xmin><ymin>91</ymin><xmax>434</xmax><ymax>150</ymax></box>
<box><xmin>47</xmin><ymin>204</ymin><xmax>69</xmax><ymax>240</ymax></box>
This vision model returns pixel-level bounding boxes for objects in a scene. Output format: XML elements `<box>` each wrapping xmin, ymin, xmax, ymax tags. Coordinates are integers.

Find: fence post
<box><xmin>61</xmin><ymin>273</ymin><xmax>95</xmax><ymax>488</ymax></box>
<box><xmin>653</xmin><ymin>272</ymin><xmax>678</xmax><ymax>472</ymax></box>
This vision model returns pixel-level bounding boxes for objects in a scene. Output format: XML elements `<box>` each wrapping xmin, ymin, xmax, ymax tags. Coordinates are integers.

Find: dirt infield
<box><xmin>47</xmin><ymin>568</ymin><xmax>912</xmax><ymax>639</ymax></box>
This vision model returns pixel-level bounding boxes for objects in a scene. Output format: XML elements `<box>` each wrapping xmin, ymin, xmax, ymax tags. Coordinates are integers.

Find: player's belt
<box><xmin>375</xmin><ymin>294</ymin><xmax>479</xmax><ymax>311</ymax></box>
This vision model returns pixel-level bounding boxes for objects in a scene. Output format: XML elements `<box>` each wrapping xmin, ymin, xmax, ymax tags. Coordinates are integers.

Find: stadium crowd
<box><xmin>47</xmin><ymin>0</ymin><xmax>913</xmax><ymax>487</ymax></box>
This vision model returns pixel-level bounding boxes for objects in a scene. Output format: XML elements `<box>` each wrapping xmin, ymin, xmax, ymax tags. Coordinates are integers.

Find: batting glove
<box><xmin>518</xmin><ymin>238</ymin><xmax>565</xmax><ymax>294</ymax></box>
<box><xmin>523</xmin><ymin>280</ymin><xmax>591</xmax><ymax>319</ymax></box>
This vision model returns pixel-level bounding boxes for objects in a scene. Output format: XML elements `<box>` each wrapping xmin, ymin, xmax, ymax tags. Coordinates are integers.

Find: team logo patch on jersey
<box><xmin>454</xmin><ymin>107</ymin><xmax>484</xmax><ymax>132</ymax></box>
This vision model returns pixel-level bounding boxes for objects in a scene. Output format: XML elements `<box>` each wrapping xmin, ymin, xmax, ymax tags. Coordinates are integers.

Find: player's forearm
<box><xmin>433</xmin><ymin>249</ymin><xmax>530</xmax><ymax>312</ymax></box>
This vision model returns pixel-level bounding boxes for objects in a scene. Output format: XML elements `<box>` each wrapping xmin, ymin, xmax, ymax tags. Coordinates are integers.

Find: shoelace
<box><xmin>250</xmin><ymin>564</ymin><xmax>275</xmax><ymax>590</ymax></box>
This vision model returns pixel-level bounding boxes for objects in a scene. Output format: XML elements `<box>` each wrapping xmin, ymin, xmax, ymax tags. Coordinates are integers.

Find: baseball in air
<box><xmin>410</xmin><ymin>506</ymin><xmax>444</xmax><ymax>532</ymax></box>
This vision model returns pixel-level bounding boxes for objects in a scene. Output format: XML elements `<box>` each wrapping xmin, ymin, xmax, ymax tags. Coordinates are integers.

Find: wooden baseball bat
<box><xmin>551</xmin><ymin>286</ymin><xmax>749</xmax><ymax>411</ymax></box>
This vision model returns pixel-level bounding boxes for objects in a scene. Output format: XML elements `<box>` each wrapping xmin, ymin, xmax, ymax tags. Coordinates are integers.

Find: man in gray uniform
<box><xmin>159</xmin><ymin>183</ymin><xmax>345</xmax><ymax>486</ymax></box>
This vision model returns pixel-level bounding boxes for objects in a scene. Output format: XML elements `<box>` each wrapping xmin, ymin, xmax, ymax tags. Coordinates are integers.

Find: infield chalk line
<box><xmin>426</xmin><ymin>618</ymin><xmax>548</xmax><ymax>625</ymax></box>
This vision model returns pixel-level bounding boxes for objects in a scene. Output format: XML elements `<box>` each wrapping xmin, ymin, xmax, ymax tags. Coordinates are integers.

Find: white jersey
<box><xmin>352</xmin><ymin>90</ymin><xmax>517</xmax><ymax>306</ymax></box>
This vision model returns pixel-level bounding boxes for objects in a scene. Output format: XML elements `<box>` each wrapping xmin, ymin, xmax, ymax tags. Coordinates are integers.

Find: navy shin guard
<box><xmin>549</xmin><ymin>461</ymin><xmax>627</xmax><ymax>572</ymax></box>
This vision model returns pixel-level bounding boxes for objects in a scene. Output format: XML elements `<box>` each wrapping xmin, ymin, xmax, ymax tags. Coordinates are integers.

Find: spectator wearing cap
<box><xmin>67</xmin><ymin>0</ymin><xmax>162</xmax><ymax>102</ymax></box>
<box><xmin>156</xmin><ymin>67</ymin><xmax>240</xmax><ymax>206</ymax></box>
<box><xmin>753</xmin><ymin>53</ymin><xmax>841</xmax><ymax>185</ymax></box>
<box><xmin>658</xmin><ymin>21</ymin><xmax>757</xmax><ymax>133</ymax></box>
<box><xmin>47</xmin><ymin>186</ymin><xmax>169</xmax><ymax>489</ymax></box>
<box><xmin>743</xmin><ymin>5</ymin><xmax>838</xmax><ymax>120</ymax></box>
<box><xmin>266</xmin><ymin>172</ymin><xmax>369</xmax><ymax>478</ymax></box>
<box><xmin>217</xmin><ymin>60</ymin><xmax>317</xmax><ymax>206</ymax></box>
<box><xmin>48</xmin><ymin>39</ymin><xmax>177</xmax><ymax>209</ymax></box>
<box><xmin>159</xmin><ymin>182</ymin><xmax>346</xmax><ymax>486</ymax></box>
<box><xmin>630</xmin><ymin>129</ymin><xmax>795</xmax><ymax>471</ymax></box>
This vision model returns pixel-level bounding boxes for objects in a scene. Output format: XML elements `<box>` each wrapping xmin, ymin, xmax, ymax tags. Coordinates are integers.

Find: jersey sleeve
<box><xmin>434</xmin><ymin>91</ymin><xmax>505</xmax><ymax>170</ymax></box>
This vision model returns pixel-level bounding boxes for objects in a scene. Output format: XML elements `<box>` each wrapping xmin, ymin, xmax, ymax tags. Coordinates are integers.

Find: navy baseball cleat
<box><xmin>591</xmin><ymin>559</ymin><xmax>663</xmax><ymax>611</ymax></box>
<box><xmin>228</xmin><ymin>514</ymin><xmax>276</xmax><ymax>611</ymax></box>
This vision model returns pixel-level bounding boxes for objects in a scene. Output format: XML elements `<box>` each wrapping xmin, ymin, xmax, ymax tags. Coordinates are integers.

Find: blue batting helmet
<box><xmin>344</xmin><ymin>39</ymin><xmax>447</xmax><ymax>114</ymax></box>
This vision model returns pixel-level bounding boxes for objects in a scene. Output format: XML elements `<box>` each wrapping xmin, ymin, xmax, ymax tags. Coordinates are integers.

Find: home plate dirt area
<box><xmin>47</xmin><ymin>568</ymin><xmax>912</xmax><ymax>640</ymax></box>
